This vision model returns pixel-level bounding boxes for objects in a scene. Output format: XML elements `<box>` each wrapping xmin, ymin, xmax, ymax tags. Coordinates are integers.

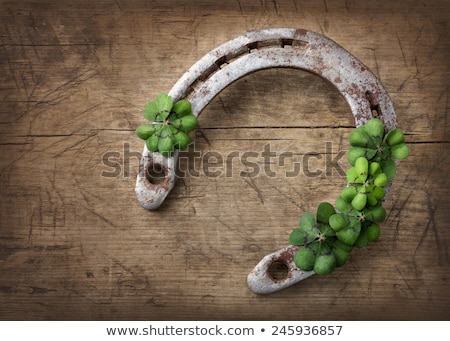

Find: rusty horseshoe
<box><xmin>135</xmin><ymin>28</ymin><xmax>397</xmax><ymax>294</ymax></box>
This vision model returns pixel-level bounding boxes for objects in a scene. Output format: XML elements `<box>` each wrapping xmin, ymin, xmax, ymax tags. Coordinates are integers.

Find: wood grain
<box><xmin>0</xmin><ymin>0</ymin><xmax>449</xmax><ymax>320</ymax></box>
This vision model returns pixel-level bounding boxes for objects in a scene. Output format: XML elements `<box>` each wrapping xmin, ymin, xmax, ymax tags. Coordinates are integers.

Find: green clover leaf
<box><xmin>288</xmin><ymin>212</ymin><xmax>320</xmax><ymax>246</ymax></box>
<box><xmin>289</xmin><ymin>118</ymin><xmax>409</xmax><ymax>276</ymax></box>
<box><xmin>347</xmin><ymin>118</ymin><xmax>409</xmax><ymax>179</ymax></box>
<box><xmin>344</xmin><ymin>158</ymin><xmax>389</xmax><ymax>210</ymax></box>
<box><xmin>136</xmin><ymin>93</ymin><xmax>198</xmax><ymax>156</ymax></box>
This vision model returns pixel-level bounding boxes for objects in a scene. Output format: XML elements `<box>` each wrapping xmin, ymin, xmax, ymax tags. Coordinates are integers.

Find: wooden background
<box><xmin>1</xmin><ymin>0</ymin><xmax>449</xmax><ymax>320</ymax></box>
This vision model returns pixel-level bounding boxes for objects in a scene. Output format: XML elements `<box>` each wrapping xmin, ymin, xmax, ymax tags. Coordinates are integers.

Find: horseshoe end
<box><xmin>247</xmin><ymin>245</ymin><xmax>315</xmax><ymax>294</ymax></box>
<box><xmin>135</xmin><ymin>148</ymin><xmax>178</xmax><ymax>210</ymax></box>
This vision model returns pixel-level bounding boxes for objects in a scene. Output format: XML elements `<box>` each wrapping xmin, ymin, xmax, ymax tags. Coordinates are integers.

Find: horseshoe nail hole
<box><xmin>215</xmin><ymin>55</ymin><xmax>229</xmax><ymax>69</ymax></box>
<box><xmin>366</xmin><ymin>91</ymin><xmax>382</xmax><ymax>118</ymax></box>
<box><xmin>281</xmin><ymin>38</ymin><xmax>294</xmax><ymax>47</ymax></box>
<box><xmin>146</xmin><ymin>163</ymin><xmax>168</xmax><ymax>185</ymax></box>
<box><xmin>267</xmin><ymin>261</ymin><xmax>290</xmax><ymax>281</ymax></box>
<box><xmin>246</xmin><ymin>41</ymin><xmax>259</xmax><ymax>52</ymax></box>
<box><xmin>372</xmin><ymin>109</ymin><xmax>381</xmax><ymax>118</ymax></box>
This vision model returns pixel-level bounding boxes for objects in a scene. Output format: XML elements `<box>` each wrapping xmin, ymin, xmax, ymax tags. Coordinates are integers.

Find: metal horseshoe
<box><xmin>135</xmin><ymin>28</ymin><xmax>398</xmax><ymax>294</ymax></box>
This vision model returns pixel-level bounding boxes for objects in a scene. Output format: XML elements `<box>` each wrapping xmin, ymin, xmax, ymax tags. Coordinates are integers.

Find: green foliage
<box><xmin>289</xmin><ymin>118</ymin><xmax>409</xmax><ymax>275</ymax></box>
<box><xmin>347</xmin><ymin>118</ymin><xmax>409</xmax><ymax>178</ymax></box>
<box><xmin>135</xmin><ymin>93</ymin><xmax>198</xmax><ymax>156</ymax></box>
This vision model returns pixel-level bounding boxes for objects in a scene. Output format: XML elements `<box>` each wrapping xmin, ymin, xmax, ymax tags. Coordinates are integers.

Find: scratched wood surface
<box><xmin>1</xmin><ymin>0</ymin><xmax>449</xmax><ymax>320</ymax></box>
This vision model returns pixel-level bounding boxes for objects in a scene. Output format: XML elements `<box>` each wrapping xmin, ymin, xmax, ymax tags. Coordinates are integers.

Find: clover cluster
<box><xmin>288</xmin><ymin>118</ymin><xmax>409</xmax><ymax>275</ymax></box>
<box><xmin>135</xmin><ymin>93</ymin><xmax>198</xmax><ymax>156</ymax></box>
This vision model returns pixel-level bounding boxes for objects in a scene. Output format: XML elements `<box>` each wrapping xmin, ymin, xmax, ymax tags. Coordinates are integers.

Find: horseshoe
<box><xmin>135</xmin><ymin>28</ymin><xmax>397</xmax><ymax>294</ymax></box>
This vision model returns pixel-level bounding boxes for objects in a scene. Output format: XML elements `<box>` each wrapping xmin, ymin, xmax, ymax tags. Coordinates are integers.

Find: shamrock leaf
<box><xmin>335</xmin><ymin>216</ymin><xmax>361</xmax><ymax>246</ymax></box>
<box><xmin>344</xmin><ymin>157</ymin><xmax>389</xmax><ymax>210</ymax></box>
<box><xmin>288</xmin><ymin>118</ymin><xmax>410</xmax><ymax>276</ymax></box>
<box><xmin>293</xmin><ymin>240</ymin><xmax>337</xmax><ymax>275</ymax></box>
<box><xmin>288</xmin><ymin>212</ymin><xmax>320</xmax><ymax>245</ymax></box>
<box><xmin>347</xmin><ymin>118</ymin><xmax>409</xmax><ymax>176</ymax></box>
<box><xmin>136</xmin><ymin>93</ymin><xmax>198</xmax><ymax>155</ymax></box>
